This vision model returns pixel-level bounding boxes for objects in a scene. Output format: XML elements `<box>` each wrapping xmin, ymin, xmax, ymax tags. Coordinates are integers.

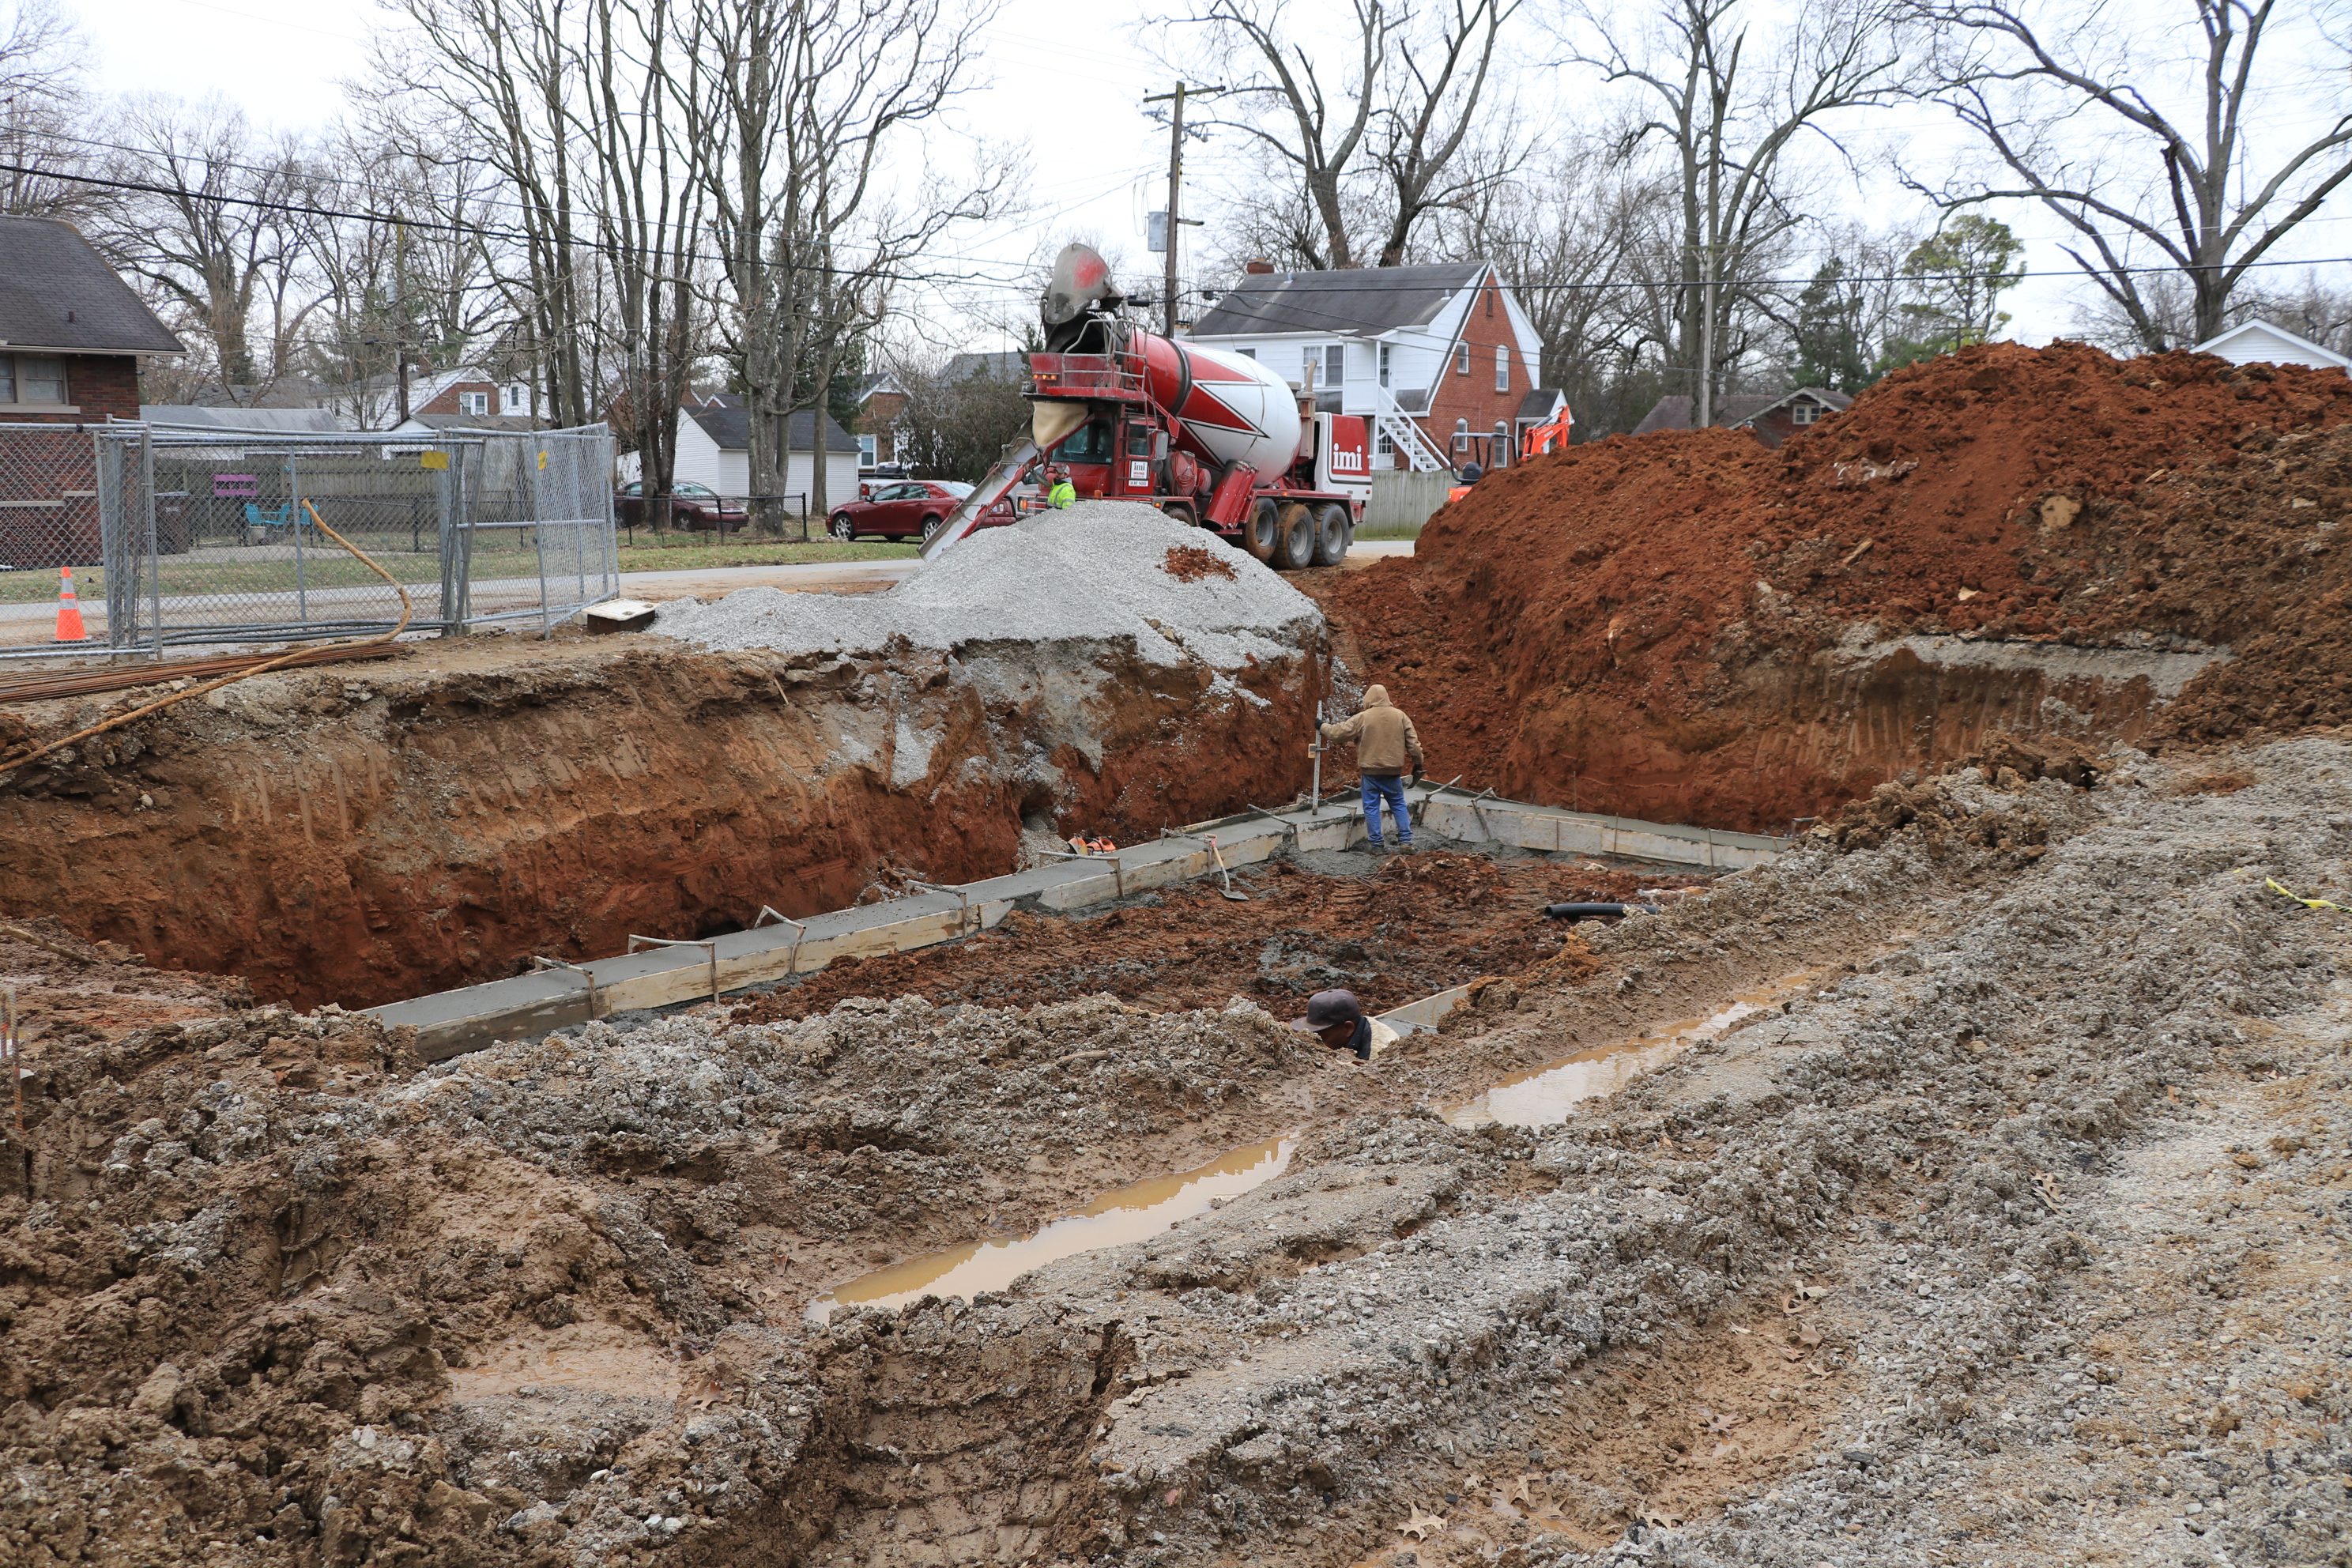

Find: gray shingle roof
<box><xmin>1189</xmin><ymin>263</ymin><xmax>1487</xmax><ymax>339</ymax></box>
<box><xmin>944</xmin><ymin>350</ymin><xmax>1027</xmax><ymax>383</ymax></box>
<box><xmin>1517</xmin><ymin>388</ymin><xmax>1566</xmax><ymax>421</ymax></box>
<box><xmin>0</xmin><ymin>217</ymin><xmax>183</xmax><ymax>355</ymax></box>
<box><xmin>688</xmin><ymin>404</ymin><xmax>861</xmax><ymax>453</ymax></box>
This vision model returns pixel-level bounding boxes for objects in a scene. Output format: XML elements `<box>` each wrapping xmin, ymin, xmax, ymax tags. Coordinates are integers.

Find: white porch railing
<box><xmin>1366</xmin><ymin>385</ymin><xmax>1451</xmax><ymax>473</ymax></box>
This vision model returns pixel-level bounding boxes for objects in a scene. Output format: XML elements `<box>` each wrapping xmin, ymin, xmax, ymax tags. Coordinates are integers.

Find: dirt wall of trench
<box><xmin>1312</xmin><ymin>343</ymin><xmax>2352</xmax><ymax>831</ymax></box>
<box><xmin>0</xmin><ymin>632</ymin><xmax>1328</xmax><ymax>1009</ymax></box>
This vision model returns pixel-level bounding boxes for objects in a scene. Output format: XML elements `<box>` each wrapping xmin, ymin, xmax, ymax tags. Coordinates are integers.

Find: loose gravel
<box><xmin>653</xmin><ymin>503</ymin><xmax>1321</xmax><ymax>669</ymax></box>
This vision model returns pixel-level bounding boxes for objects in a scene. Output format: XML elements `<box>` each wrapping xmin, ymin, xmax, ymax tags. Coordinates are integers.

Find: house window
<box><xmin>857</xmin><ymin>434</ymin><xmax>878</xmax><ymax>466</ymax></box>
<box><xmin>1452</xmin><ymin>418</ymin><xmax>1470</xmax><ymax>451</ymax></box>
<box><xmin>1494</xmin><ymin>345</ymin><xmax>1510</xmax><ymax>393</ymax></box>
<box><xmin>1325</xmin><ymin>344</ymin><xmax>1344</xmax><ymax>387</ymax></box>
<box><xmin>1455</xmin><ymin>343</ymin><xmax>1469</xmax><ymax>375</ymax></box>
<box><xmin>0</xmin><ymin>355</ymin><xmax>66</xmax><ymax>405</ymax></box>
<box><xmin>1791</xmin><ymin>402</ymin><xmax>1820</xmax><ymax>425</ymax></box>
<box><xmin>1235</xmin><ymin>348</ymin><xmax>1256</xmax><ymax>360</ymax></box>
<box><xmin>502</xmin><ymin>383</ymin><xmax>530</xmax><ymax>415</ymax></box>
<box><xmin>1378</xmin><ymin>343</ymin><xmax>1392</xmax><ymax>389</ymax></box>
<box><xmin>1376</xmin><ymin>428</ymin><xmax>1395</xmax><ymax>457</ymax></box>
<box><xmin>458</xmin><ymin>390</ymin><xmax>489</xmax><ymax>417</ymax></box>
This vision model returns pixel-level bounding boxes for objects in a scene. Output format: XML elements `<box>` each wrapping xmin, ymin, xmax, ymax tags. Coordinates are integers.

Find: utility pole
<box><xmin>392</xmin><ymin>218</ymin><xmax>412</xmax><ymax>426</ymax></box>
<box><xmin>1144</xmin><ymin>83</ymin><xmax>1222</xmax><ymax>337</ymax></box>
<box><xmin>1698</xmin><ymin>266</ymin><xmax>1715</xmax><ymax>430</ymax></box>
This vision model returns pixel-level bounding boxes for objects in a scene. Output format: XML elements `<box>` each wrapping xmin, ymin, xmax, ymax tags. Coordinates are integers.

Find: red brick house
<box><xmin>1631</xmin><ymin>387</ymin><xmax>1852</xmax><ymax>450</ymax></box>
<box><xmin>1185</xmin><ymin>262</ymin><xmax>1559</xmax><ymax>472</ymax></box>
<box><xmin>0</xmin><ymin>216</ymin><xmax>183</xmax><ymax>424</ymax></box>
<box><xmin>0</xmin><ymin>217</ymin><xmax>183</xmax><ymax>568</ymax></box>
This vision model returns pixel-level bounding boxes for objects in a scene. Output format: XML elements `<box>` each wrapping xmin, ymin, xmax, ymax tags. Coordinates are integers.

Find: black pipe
<box><xmin>1540</xmin><ymin>902</ymin><xmax>1661</xmax><ymax>922</ymax></box>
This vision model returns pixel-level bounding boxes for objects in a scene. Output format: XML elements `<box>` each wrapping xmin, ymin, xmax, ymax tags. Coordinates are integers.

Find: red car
<box><xmin>614</xmin><ymin>481</ymin><xmax>749</xmax><ymax>531</ymax></box>
<box><xmin>827</xmin><ymin>480</ymin><xmax>974</xmax><ymax>541</ymax></box>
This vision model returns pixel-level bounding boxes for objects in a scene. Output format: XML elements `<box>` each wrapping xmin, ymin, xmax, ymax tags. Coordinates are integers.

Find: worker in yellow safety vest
<box><xmin>1047</xmin><ymin>465</ymin><xmax>1076</xmax><ymax>509</ymax></box>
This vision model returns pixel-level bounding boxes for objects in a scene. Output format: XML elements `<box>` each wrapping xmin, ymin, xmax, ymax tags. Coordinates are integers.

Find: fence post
<box><xmin>96</xmin><ymin>430</ymin><xmax>130</xmax><ymax>649</ymax></box>
<box><xmin>140</xmin><ymin>430</ymin><xmax>160</xmax><ymax>661</ymax></box>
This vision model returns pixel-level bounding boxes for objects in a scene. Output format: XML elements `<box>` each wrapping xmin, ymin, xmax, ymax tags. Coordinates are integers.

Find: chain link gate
<box><xmin>0</xmin><ymin>421</ymin><xmax>619</xmax><ymax>659</ymax></box>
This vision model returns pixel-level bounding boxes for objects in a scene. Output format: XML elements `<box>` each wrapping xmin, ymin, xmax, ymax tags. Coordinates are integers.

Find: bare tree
<box><xmin>1174</xmin><ymin>0</ymin><xmax>1521</xmax><ymax>270</ymax></box>
<box><xmin>371</xmin><ymin>0</ymin><xmax>597</xmax><ymax>425</ymax></box>
<box><xmin>1909</xmin><ymin>0</ymin><xmax>2352</xmax><ymax>350</ymax></box>
<box><xmin>1575</xmin><ymin>0</ymin><xmax>1919</xmax><ymax>420</ymax></box>
<box><xmin>0</xmin><ymin>0</ymin><xmax>98</xmax><ymax>220</ymax></box>
<box><xmin>96</xmin><ymin>97</ymin><xmax>325</xmax><ymax>398</ymax></box>
<box><xmin>676</xmin><ymin>0</ymin><xmax>1006</xmax><ymax>524</ymax></box>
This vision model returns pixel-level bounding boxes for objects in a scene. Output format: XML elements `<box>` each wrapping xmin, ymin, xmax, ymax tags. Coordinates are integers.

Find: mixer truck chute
<box><xmin>918</xmin><ymin>243</ymin><xmax>1370</xmax><ymax>569</ymax></box>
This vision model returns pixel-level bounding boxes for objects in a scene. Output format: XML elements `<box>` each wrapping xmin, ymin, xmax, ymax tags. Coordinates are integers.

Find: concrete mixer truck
<box><xmin>918</xmin><ymin>243</ymin><xmax>1371</xmax><ymax>569</ymax></box>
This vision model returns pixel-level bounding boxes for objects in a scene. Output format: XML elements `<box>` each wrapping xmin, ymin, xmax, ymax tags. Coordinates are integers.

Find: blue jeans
<box><xmin>1361</xmin><ymin>774</ymin><xmax>1410</xmax><ymax>845</ymax></box>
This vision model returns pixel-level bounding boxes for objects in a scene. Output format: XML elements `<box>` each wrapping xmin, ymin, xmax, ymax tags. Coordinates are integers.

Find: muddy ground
<box><xmin>727</xmin><ymin>846</ymin><xmax>1706</xmax><ymax>1024</ymax></box>
<box><xmin>6</xmin><ymin>734</ymin><xmax>2348</xmax><ymax>1566</ymax></box>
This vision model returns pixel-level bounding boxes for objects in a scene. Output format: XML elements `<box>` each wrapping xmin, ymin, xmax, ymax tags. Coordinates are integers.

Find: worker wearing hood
<box><xmin>1319</xmin><ymin>685</ymin><xmax>1425</xmax><ymax>852</ymax></box>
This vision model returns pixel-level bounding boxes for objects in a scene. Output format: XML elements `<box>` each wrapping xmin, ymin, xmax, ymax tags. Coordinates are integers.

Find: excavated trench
<box><xmin>0</xmin><ymin>627</ymin><xmax>1329</xmax><ymax>1012</ymax></box>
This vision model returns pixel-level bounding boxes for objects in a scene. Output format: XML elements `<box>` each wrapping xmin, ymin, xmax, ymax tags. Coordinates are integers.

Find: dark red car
<box><xmin>614</xmin><ymin>481</ymin><xmax>749</xmax><ymax>531</ymax></box>
<box><xmin>827</xmin><ymin>480</ymin><xmax>974</xmax><ymax>541</ymax></box>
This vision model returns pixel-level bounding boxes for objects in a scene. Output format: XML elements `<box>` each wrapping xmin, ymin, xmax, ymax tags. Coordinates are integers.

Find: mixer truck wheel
<box><xmin>1310</xmin><ymin>503</ymin><xmax>1349</xmax><ymax>567</ymax></box>
<box><xmin>1161</xmin><ymin>503</ymin><xmax>1198</xmax><ymax>529</ymax></box>
<box><xmin>1273</xmin><ymin>503</ymin><xmax>1314</xmax><ymax>570</ymax></box>
<box><xmin>1244</xmin><ymin>499</ymin><xmax>1282</xmax><ymax>564</ymax></box>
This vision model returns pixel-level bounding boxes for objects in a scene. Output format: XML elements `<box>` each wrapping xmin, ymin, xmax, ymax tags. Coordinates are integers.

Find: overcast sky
<box><xmin>76</xmin><ymin>0</ymin><xmax>2352</xmax><ymax>355</ymax></box>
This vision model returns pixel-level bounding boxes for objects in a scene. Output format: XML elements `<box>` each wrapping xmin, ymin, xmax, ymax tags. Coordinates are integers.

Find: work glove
<box><xmin>1411</xmin><ymin>768</ymin><xmax>1425</xmax><ymax>788</ymax></box>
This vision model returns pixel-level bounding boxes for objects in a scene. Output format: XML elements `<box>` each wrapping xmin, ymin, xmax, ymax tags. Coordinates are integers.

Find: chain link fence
<box><xmin>0</xmin><ymin>422</ymin><xmax>618</xmax><ymax>658</ymax></box>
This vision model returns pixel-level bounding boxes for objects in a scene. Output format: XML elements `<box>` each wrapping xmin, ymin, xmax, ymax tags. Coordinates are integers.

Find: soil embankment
<box><xmin>0</xmin><ymin>507</ymin><xmax>1330</xmax><ymax>1009</ymax></box>
<box><xmin>1312</xmin><ymin>342</ymin><xmax>2352</xmax><ymax>830</ymax></box>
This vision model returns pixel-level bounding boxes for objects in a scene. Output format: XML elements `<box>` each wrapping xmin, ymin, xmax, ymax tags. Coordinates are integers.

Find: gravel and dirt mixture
<box><xmin>5</xmin><ymin>736</ymin><xmax>2350</xmax><ymax>1566</ymax></box>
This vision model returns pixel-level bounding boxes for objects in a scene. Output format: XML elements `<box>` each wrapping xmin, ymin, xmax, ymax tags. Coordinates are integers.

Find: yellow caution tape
<box><xmin>2266</xmin><ymin>878</ymin><xmax>2346</xmax><ymax>912</ymax></box>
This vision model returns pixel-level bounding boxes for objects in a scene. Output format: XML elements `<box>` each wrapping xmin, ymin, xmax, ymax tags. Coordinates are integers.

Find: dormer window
<box><xmin>1791</xmin><ymin>402</ymin><xmax>1820</xmax><ymax>425</ymax></box>
<box><xmin>458</xmin><ymin>390</ymin><xmax>489</xmax><ymax>417</ymax></box>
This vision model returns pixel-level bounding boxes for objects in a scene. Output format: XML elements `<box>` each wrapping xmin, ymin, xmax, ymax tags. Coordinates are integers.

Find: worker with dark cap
<box><xmin>1291</xmin><ymin>989</ymin><xmax>1400</xmax><ymax>1062</ymax></box>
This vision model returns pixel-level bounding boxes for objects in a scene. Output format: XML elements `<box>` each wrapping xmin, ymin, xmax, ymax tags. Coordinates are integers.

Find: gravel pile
<box><xmin>654</xmin><ymin>502</ymin><xmax>1321</xmax><ymax>669</ymax></box>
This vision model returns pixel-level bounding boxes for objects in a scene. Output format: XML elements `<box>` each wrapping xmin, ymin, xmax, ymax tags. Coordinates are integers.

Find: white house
<box><xmin>1185</xmin><ymin>262</ymin><xmax>1555</xmax><ymax>472</ymax></box>
<box><xmin>673</xmin><ymin>395</ymin><xmax>863</xmax><ymax>508</ymax></box>
<box><xmin>2192</xmin><ymin>319</ymin><xmax>2352</xmax><ymax>373</ymax></box>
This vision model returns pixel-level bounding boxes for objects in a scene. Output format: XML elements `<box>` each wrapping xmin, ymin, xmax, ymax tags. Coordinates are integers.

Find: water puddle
<box><xmin>807</xmin><ymin>1133</ymin><xmax>1297</xmax><ymax>1322</ymax></box>
<box><xmin>808</xmin><ymin>968</ymin><xmax>1831</xmax><ymax>1321</ymax></box>
<box><xmin>1439</xmin><ymin>968</ymin><xmax>1826</xmax><ymax>1129</ymax></box>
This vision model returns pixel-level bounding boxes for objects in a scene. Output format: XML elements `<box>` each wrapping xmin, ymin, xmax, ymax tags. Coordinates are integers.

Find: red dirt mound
<box><xmin>1314</xmin><ymin>341</ymin><xmax>2352</xmax><ymax>830</ymax></box>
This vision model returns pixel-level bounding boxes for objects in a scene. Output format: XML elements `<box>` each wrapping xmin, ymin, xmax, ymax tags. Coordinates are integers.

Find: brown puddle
<box><xmin>1439</xmin><ymin>968</ymin><xmax>1827</xmax><ymax>1129</ymax></box>
<box><xmin>808</xmin><ymin>968</ymin><xmax>1832</xmax><ymax>1320</ymax></box>
<box><xmin>807</xmin><ymin>1133</ymin><xmax>1297</xmax><ymax>1322</ymax></box>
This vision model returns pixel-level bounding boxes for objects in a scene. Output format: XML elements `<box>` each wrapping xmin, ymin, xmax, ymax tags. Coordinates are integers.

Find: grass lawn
<box><xmin>612</xmin><ymin>538</ymin><xmax>919</xmax><ymax>571</ymax></box>
<box><xmin>0</xmin><ymin>536</ymin><xmax>922</xmax><ymax>605</ymax></box>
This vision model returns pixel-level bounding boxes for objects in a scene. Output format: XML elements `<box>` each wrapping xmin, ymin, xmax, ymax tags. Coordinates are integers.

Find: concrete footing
<box><xmin>365</xmin><ymin>786</ymin><xmax>1788</xmax><ymax>1061</ymax></box>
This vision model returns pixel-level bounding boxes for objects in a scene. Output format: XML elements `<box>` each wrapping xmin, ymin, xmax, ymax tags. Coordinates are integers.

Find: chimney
<box><xmin>1244</xmin><ymin>258</ymin><xmax>1276</xmax><ymax>275</ymax></box>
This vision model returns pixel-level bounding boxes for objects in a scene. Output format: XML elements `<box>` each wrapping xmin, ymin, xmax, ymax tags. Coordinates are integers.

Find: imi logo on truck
<box><xmin>1326</xmin><ymin>413</ymin><xmax>1373</xmax><ymax>474</ymax></box>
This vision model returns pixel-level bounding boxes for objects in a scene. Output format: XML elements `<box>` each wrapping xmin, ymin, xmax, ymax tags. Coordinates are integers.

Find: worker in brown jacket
<box><xmin>1319</xmin><ymin>684</ymin><xmax>1425</xmax><ymax>852</ymax></box>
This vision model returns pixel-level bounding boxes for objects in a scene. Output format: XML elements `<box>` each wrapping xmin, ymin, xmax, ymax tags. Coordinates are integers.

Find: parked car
<box><xmin>827</xmin><ymin>480</ymin><xmax>975</xmax><ymax>541</ymax></box>
<box><xmin>614</xmin><ymin>481</ymin><xmax>750</xmax><ymax>531</ymax></box>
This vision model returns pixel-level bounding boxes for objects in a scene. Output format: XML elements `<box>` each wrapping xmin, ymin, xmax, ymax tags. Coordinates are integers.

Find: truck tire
<box><xmin>1272</xmin><ymin>503</ymin><xmax>1314</xmax><ymax>570</ymax></box>
<box><xmin>1310</xmin><ymin>503</ymin><xmax>1349</xmax><ymax>567</ymax></box>
<box><xmin>1244</xmin><ymin>498</ymin><xmax>1282</xmax><ymax>564</ymax></box>
<box><xmin>1161</xmin><ymin>503</ymin><xmax>1198</xmax><ymax>529</ymax></box>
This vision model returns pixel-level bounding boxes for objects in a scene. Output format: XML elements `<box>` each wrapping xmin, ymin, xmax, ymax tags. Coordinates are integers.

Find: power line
<box><xmin>0</xmin><ymin>160</ymin><xmax>1037</xmax><ymax>290</ymax></box>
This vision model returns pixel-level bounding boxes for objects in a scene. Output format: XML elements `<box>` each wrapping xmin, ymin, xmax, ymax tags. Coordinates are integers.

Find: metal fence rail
<box><xmin>0</xmin><ymin>421</ymin><xmax>619</xmax><ymax>659</ymax></box>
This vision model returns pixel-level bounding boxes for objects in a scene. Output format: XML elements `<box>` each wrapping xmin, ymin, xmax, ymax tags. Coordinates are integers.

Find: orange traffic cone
<box><xmin>52</xmin><ymin>566</ymin><xmax>88</xmax><ymax>643</ymax></box>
